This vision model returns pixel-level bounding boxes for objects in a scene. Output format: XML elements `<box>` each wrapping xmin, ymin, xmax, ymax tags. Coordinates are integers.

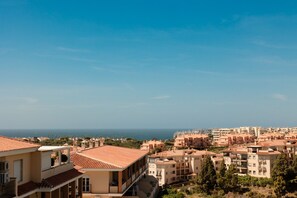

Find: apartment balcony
<box><xmin>109</xmin><ymin>165</ymin><xmax>147</xmax><ymax>194</ymax></box>
<box><xmin>0</xmin><ymin>177</ymin><xmax>17</xmax><ymax>198</ymax></box>
<box><xmin>41</xmin><ymin>162</ymin><xmax>73</xmax><ymax>179</ymax></box>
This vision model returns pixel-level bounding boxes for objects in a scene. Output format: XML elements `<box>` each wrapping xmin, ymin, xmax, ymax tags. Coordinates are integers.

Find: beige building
<box><xmin>223</xmin><ymin>149</ymin><xmax>248</xmax><ymax>175</ymax></box>
<box><xmin>215</xmin><ymin>134</ymin><xmax>255</xmax><ymax>146</ymax></box>
<box><xmin>0</xmin><ymin>136</ymin><xmax>83</xmax><ymax>198</ymax></box>
<box><xmin>71</xmin><ymin>145</ymin><xmax>155</xmax><ymax>198</ymax></box>
<box><xmin>140</xmin><ymin>140</ymin><xmax>165</xmax><ymax>153</ymax></box>
<box><xmin>247</xmin><ymin>145</ymin><xmax>280</xmax><ymax>178</ymax></box>
<box><xmin>257</xmin><ymin>133</ymin><xmax>285</xmax><ymax>142</ymax></box>
<box><xmin>174</xmin><ymin>134</ymin><xmax>210</xmax><ymax>149</ymax></box>
<box><xmin>148</xmin><ymin>149</ymin><xmax>218</xmax><ymax>186</ymax></box>
<box><xmin>222</xmin><ymin>143</ymin><xmax>293</xmax><ymax>178</ymax></box>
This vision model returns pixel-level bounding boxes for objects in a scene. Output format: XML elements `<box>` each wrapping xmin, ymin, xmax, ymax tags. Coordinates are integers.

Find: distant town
<box><xmin>0</xmin><ymin>126</ymin><xmax>297</xmax><ymax>197</ymax></box>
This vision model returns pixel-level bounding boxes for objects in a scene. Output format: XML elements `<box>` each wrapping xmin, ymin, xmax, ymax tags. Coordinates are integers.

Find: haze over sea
<box><xmin>0</xmin><ymin>129</ymin><xmax>188</xmax><ymax>140</ymax></box>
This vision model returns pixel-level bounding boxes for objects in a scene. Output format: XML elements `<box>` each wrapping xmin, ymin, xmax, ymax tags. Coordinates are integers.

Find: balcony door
<box><xmin>82</xmin><ymin>177</ymin><xmax>90</xmax><ymax>192</ymax></box>
<box><xmin>13</xmin><ymin>159</ymin><xmax>23</xmax><ymax>182</ymax></box>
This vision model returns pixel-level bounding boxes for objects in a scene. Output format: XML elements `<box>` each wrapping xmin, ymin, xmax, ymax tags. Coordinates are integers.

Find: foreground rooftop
<box><xmin>71</xmin><ymin>145</ymin><xmax>148</xmax><ymax>169</ymax></box>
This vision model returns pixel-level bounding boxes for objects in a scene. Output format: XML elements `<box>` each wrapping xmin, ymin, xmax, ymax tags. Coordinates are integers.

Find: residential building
<box><xmin>174</xmin><ymin>134</ymin><xmax>210</xmax><ymax>149</ymax></box>
<box><xmin>215</xmin><ymin>134</ymin><xmax>255</xmax><ymax>146</ymax></box>
<box><xmin>140</xmin><ymin>140</ymin><xmax>165</xmax><ymax>153</ymax></box>
<box><xmin>247</xmin><ymin>145</ymin><xmax>280</xmax><ymax>178</ymax></box>
<box><xmin>148</xmin><ymin>149</ymin><xmax>217</xmax><ymax>186</ymax></box>
<box><xmin>0</xmin><ymin>136</ymin><xmax>83</xmax><ymax>198</ymax></box>
<box><xmin>212</xmin><ymin>128</ymin><xmax>235</xmax><ymax>142</ymax></box>
<box><xmin>223</xmin><ymin>148</ymin><xmax>248</xmax><ymax>175</ymax></box>
<box><xmin>71</xmin><ymin>145</ymin><xmax>155</xmax><ymax>198</ymax></box>
<box><xmin>257</xmin><ymin>133</ymin><xmax>285</xmax><ymax>142</ymax></box>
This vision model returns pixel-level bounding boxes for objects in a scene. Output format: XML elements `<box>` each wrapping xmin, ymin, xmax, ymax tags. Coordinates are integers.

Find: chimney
<box><xmin>73</xmin><ymin>138</ymin><xmax>78</xmax><ymax>152</ymax></box>
<box><xmin>89</xmin><ymin>141</ymin><xmax>93</xmax><ymax>149</ymax></box>
<box><xmin>81</xmin><ymin>141</ymin><xmax>86</xmax><ymax>150</ymax></box>
<box><xmin>100</xmin><ymin>138</ymin><xmax>105</xmax><ymax>146</ymax></box>
<box><xmin>95</xmin><ymin>139</ymin><xmax>99</xmax><ymax>147</ymax></box>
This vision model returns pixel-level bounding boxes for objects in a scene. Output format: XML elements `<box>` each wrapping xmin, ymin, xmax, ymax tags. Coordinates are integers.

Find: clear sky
<box><xmin>1</xmin><ymin>0</ymin><xmax>297</xmax><ymax>129</ymax></box>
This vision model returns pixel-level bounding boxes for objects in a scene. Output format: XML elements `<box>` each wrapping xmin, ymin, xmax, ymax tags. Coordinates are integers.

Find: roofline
<box><xmin>77</xmin><ymin>150</ymin><xmax>148</xmax><ymax>169</ymax></box>
<box><xmin>38</xmin><ymin>146</ymin><xmax>71</xmax><ymax>152</ymax></box>
<box><xmin>0</xmin><ymin>147</ymin><xmax>39</xmax><ymax>157</ymax></box>
<box><xmin>82</xmin><ymin>168</ymin><xmax>124</xmax><ymax>171</ymax></box>
<box><xmin>40</xmin><ymin>174</ymin><xmax>83</xmax><ymax>192</ymax></box>
<box><xmin>17</xmin><ymin>174</ymin><xmax>83</xmax><ymax>197</ymax></box>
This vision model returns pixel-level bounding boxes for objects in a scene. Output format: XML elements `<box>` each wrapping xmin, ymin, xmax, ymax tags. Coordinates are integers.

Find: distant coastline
<box><xmin>0</xmin><ymin>129</ymin><xmax>188</xmax><ymax>140</ymax></box>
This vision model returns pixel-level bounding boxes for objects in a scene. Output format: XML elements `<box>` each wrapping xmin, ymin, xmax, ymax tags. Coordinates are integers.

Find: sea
<box><xmin>0</xmin><ymin>129</ymin><xmax>188</xmax><ymax>140</ymax></box>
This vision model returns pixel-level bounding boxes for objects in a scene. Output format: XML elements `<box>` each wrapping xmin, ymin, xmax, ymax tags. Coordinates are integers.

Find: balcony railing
<box><xmin>42</xmin><ymin>163</ymin><xmax>73</xmax><ymax>179</ymax></box>
<box><xmin>110</xmin><ymin>165</ymin><xmax>147</xmax><ymax>194</ymax></box>
<box><xmin>0</xmin><ymin>177</ymin><xmax>17</xmax><ymax>197</ymax></box>
<box><xmin>109</xmin><ymin>186</ymin><xmax>118</xmax><ymax>193</ymax></box>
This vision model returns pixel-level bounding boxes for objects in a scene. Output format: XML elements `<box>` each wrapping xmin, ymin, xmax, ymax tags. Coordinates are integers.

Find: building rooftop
<box><xmin>151</xmin><ymin>149</ymin><xmax>216</xmax><ymax>158</ymax></box>
<box><xmin>0</xmin><ymin>136</ymin><xmax>40</xmax><ymax>153</ymax></box>
<box><xmin>71</xmin><ymin>145</ymin><xmax>148</xmax><ymax>169</ymax></box>
<box><xmin>155</xmin><ymin>159</ymin><xmax>176</xmax><ymax>165</ymax></box>
<box><xmin>257</xmin><ymin>150</ymin><xmax>281</xmax><ymax>155</ymax></box>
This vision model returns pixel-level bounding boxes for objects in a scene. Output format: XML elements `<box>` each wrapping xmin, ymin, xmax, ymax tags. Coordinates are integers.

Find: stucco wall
<box><xmin>5</xmin><ymin>153</ymin><xmax>31</xmax><ymax>185</ymax></box>
<box><xmin>85</xmin><ymin>171</ymin><xmax>110</xmax><ymax>194</ymax></box>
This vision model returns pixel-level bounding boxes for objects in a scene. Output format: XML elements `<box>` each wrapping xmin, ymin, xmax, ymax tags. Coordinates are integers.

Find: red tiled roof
<box><xmin>0</xmin><ymin>136</ymin><xmax>39</xmax><ymax>153</ymax></box>
<box><xmin>71</xmin><ymin>153</ymin><xmax>119</xmax><ymax>169</ymax></box>
<box><xmin>18</xmin><ymin>181</ymin><xmax>38</xmax><ymax>196</ymax></box>
<box><xmin>40</xmin><ymin>169</ymin><xmax>83</xmax><ymax>188</ymax></box>
<box><xmin>257</xmin><ymin>151</ymin><xmax>281</xmax><ymax>155</ymax></box>
<box><xmin>73</xmin><ymin>145</ymin><xmax>148</xmax><ymax>169</ymax></box>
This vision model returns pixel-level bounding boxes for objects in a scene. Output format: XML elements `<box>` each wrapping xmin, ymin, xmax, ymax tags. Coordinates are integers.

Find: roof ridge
<box><xmin>0</xmin><ymin>136</ymin><xmax>40</xmax><ymax>147</ymax></box>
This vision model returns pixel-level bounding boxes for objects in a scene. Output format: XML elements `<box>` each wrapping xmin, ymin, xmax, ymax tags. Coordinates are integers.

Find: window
<box><xmin>13</xmin><ymin>159</ymin><xmax>23</xmax><ymax>182</ymax></box>
<box><xmin>253</xmin><ymin>163</ymin><xmax>256</xmax><ymax>167</ymax></box>
<box><xmin>253</xmin><ymin>171</ymin><xmax>256</xmax><ymax>175</ymax></box>
<box><xmin>82</xmin><ymin>177</ymin><xmax>90</xmax><ymax>192</ymax></box>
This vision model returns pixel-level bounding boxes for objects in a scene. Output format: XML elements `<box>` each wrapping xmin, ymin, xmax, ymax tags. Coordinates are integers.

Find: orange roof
<box><xmin>18</xmin><ymin>181</ymin><xmax>38</xmax><ymax>196</ymax></box>
<box><xmin>0</xmin><ymin>136</ymin><xmax>40</xmax><ymax>153</ymax></box>
<box><xmin>150</xmin><ymin>149</ymin><xmax>216</xmax><ymax>158</ymax></box>
<box><xmin>72</xmin><ymin>145</ymin><xmax>148</xmax><ymax>169</ymax></box>
<box><xmin>257</xmin><ymin>151</ymin><xmax>281</xmax><ymax>155</ymax></box>
<box><xmin>71</xmin><ymin>153</ymin><xmax>119</xmax><ymax>169</ymax></box>
<box><xmin>40</xmin><ymin>169</ymin><xmax>83</xmax><ymax>188</ymax></box>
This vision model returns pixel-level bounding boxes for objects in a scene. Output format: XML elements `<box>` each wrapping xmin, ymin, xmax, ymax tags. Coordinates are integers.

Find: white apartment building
<box><xmin>148</xmin><ymin>149</ymin><xmax>219</xmax><ymax>186</ymax></box>
<box><xmin>223</xmin><ymin>140</ymin><xmax>297</xmax><ymax>178</ymax></box>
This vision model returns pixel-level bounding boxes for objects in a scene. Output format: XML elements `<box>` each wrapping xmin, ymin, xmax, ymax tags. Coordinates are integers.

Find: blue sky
<box><xmin>1</xmin><ymin>0</ymin><xmax>297</xmax><ymax>129</ymax></box>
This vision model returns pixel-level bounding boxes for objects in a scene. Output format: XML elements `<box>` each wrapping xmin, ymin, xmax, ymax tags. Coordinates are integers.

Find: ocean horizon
<box><xmin>0</xmin><ymin>129</ymin><xmax>189</xmax><ymax>140</ymax></box>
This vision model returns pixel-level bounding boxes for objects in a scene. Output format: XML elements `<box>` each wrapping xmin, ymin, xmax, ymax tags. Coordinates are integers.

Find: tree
<box><xmin>217</xmin><ymin>159</ymin><xmax>226</xmax><ymax>190</ymax></box>
<box><xmin>196</xmin><ymin>156</ymin><xmax>217</xmax><ymax>194</ymax></box>
<box><xmin>287</xmin><ymin>155</ymin><xmax>297</xmax><ymax>192</ymax></box>
<box><xmin>224</xmin><ymin>164</ymin><xmax>239</xmax><ymax>192</ymax></box>
<box><xmin>272</xmin><ymin>153</ymin><xmax>290</xmax><ymax>197</ymax></box>
<box><xmin>274</xmin><ymin>176</ymin><xmax>287</xmax><ymax>198</ymax></box>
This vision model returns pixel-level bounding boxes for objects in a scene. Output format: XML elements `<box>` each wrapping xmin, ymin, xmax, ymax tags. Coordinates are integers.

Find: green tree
<box><xmin>196</xmin><ymin>155</ymin><xmax>217</xmax><ymax>194</ymax></box>
<box><xmin>224</xmin><ymin>164</ymin><xmax>239</xmax><ymax>192</ymax></box>
<box><xmin>217</xmin><ymin>159</ymin><xmax>226</xmax><ymax>190</ymax></box>
<box><xmin>287</xmin><ymin>155</ymin><xmax>297</xmax><ymax>192</ymax></box>
<box><xmin>272</xmin><ymin>153</ymin><xmax>289</xmax><ymax>197</ymax></box>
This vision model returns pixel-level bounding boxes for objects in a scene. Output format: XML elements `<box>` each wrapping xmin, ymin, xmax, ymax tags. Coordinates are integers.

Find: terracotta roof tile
<box><xmin>0</xmin><ymin>136</ymin><xmax>40</xmax><ymax>153</ymax></box>
<box><xmin>40</xmin><ymin>169</ymin><xmax>83</xmax><ymax>188</ymax></box>
<box><xmin>71</xmin><ymin>153</ymin><xmax>119</xmax><ymax>169</ymax></box>
<box><xmin>18</xmin><ymin>181</ymin><xmax>38</xmax><ymax>196</ymax></box>
<box><xmin>72</xmin><ymin>145</ymin><xmax>148</xmax><ymax>169</ymax></box>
